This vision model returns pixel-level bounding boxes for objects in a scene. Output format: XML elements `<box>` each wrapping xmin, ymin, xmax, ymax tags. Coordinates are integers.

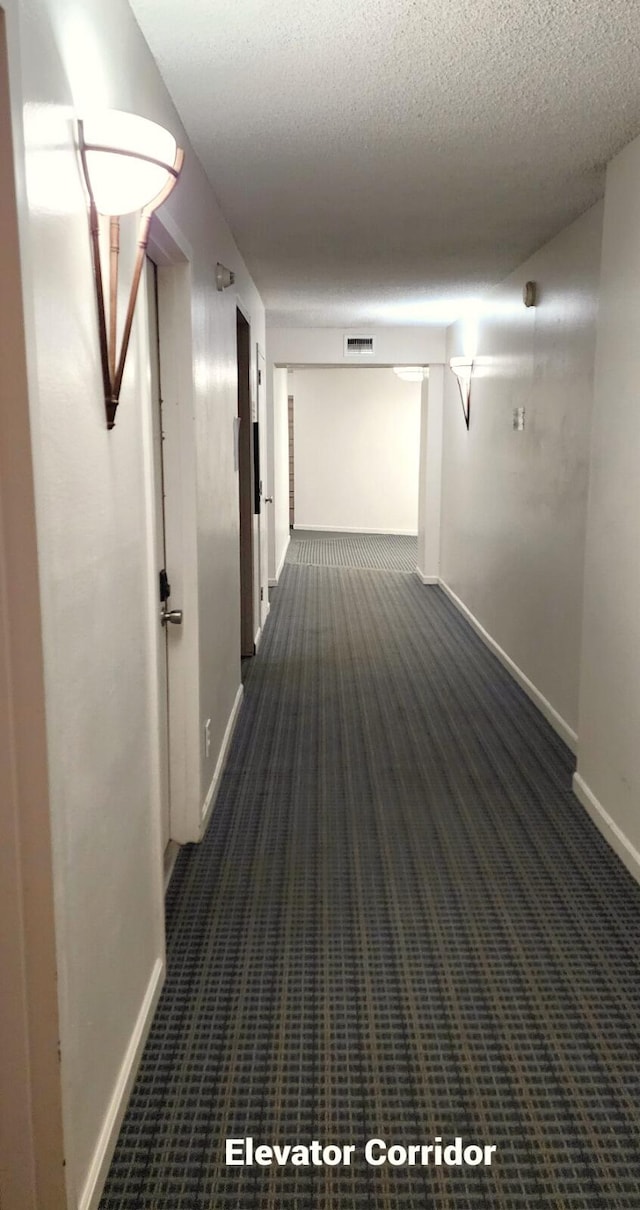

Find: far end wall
<box><xmin>292</xmin><ymin>367</ymin><xmax>421</xmax><ymax>534</ymax></box>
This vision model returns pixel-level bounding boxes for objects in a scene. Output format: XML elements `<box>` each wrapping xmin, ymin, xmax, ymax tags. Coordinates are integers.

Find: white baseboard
<box><xmin>201</xmin><ymin>683</ymin><xmax>244</xmax><ymax>832</ymax></box>
<box><xmin>438</xmin><ymin>579</ymin><xmax>578</xmax><ymax>753</ymax></box>
<box><xmin>572</xmin><ymin>772</ymin><xmax>640</xmax><ymax>885</ymax></box>
<box><xmin>251</xmin><ymin>598</ymin><xmax>272</xmax><ymax>649</ymax></box>
<box><xmin>415</xmin><ymin>568</ymin><xmax>439</xmax><ymax>585</ymax></box>
<box><xmin>269</xmin><ymin>534</ymin><xmax>291</xmax><ymax>586</ymax></box>
<box><xmin>163</xmin><ymin>839</ymin><xmax>181</xmax><ymax>892</ymax></box>
<box><xmin>80</xmin><ymin>957</ymin><xmax>164</xmax><ymax>1210</ymax></box>
<box><xmin>254</xmin><ymin>599</ymin><xmax>272</xmax><ymax>651</ymax></box>
<box><xmin>294</xmin><ymin>524</ymin><xmax>418</xmax><ymax>536</ymax></box>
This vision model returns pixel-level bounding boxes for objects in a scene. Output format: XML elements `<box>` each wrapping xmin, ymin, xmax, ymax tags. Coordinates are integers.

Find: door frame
<box><xmin>145</xmin><ymin>256</ymin><xmax>173</xmax><ymax>862</ymax></box>
<box><xmin>142</xmin><ymin>212</ymin><xmax>201</xmax><ymax>846</ymax></box>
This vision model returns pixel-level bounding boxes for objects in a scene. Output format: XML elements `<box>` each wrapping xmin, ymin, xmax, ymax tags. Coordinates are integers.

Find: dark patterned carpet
<box><xmin>101</xmin><ymin>539</ymin><xmax>640</xmax><ymax>1209</ymax></box>
<box><xmin>287</xmin><ymin>529</ymin><xmax>418</xmax><ymax>572</ymax></box>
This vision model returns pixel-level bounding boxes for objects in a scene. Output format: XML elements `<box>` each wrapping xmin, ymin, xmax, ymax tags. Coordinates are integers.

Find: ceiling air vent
<box><xmin>344</xmin><ymin>334</ymin><xmax>375</xmax><ymax>356</ymax></box>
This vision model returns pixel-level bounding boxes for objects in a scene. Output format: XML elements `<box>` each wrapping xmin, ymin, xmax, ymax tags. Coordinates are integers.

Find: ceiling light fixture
<box><xmin>78</xmin><ymin>109</ymin><xmax>184</xmax><ymax>429</ymax></box>
<box><xmin>393</xmin><ymin>366</ymin><xmax>428</xmax><ymax>382</ymax></box>
<box><xmin>449</xmin><ymin>357</ymin><xmax>474</xmax><ymax>429</ymax></box>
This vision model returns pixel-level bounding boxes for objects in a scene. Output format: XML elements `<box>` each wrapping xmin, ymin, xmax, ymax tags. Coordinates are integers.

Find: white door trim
<box><xmin>144</xmin><ymin>215</ymin><xmax>201</xmax><ymax>845</ymax></box>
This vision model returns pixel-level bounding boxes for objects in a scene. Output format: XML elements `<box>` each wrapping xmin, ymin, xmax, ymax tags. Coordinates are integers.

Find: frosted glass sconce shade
<box><xmin>80</xmin><ymin>110</ymin><xmax>179</xmax><ymax>215</ymax></box>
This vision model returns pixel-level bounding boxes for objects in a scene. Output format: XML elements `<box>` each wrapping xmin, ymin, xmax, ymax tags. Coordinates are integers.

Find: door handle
<box><xmin>161</xmin><ymin>605</ymin><xmax>183</xmax><ymax>626</ymax></box>
<box><xmin>264</xmin><ymin>496</ymin><xmax>273</xmax><ymax>503</ymax></box>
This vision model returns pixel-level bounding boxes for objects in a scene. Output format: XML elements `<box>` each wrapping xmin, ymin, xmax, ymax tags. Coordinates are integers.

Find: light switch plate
<box><xmin>513</xmin><ymin>407</ymin><xmax>525</xmax><ymax>431</ymax></box>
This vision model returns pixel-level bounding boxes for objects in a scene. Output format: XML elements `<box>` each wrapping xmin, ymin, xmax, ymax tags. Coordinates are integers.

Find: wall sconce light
<box><xmin>216</xmin><ymin>262</ymin><xmax>235</xmax><ymax>291</ymax></box>
<box><xmin>523</xmin><ymin>280</ymin><xmax>537</xmax><ymax>308</ymax></box>
<box><xmin>78</xmin><ymin>110</ymin><xmax>184</xmax><ymax>429</ymax></box>
<box><xmin>393</xmin><ymin>366</ymin><xmax>428</xmax><ymax>382</ymax></box>
<box><xmin>449</xmin><ymin>357</ymin><xmax>474</xmax><ymax>429</ymax></box>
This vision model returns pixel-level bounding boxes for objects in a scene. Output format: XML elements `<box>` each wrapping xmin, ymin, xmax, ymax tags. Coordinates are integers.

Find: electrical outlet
<box><xmin>513</xmin><ymin>407</ymin><xmax>525</xmax><ymax>431</ymax></box>
<box><xmin>204</xmin><ymin>718</ymin><xmax>211</xmax><ymax>759</ymax></box>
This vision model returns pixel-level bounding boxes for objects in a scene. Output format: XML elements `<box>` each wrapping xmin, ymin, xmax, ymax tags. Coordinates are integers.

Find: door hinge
<box><xmin>260</xmin><ymin>587</ymin><xmax>264</xmax><ymax>601</ymax></box>
<box><xmin>258</xmin><ymin>369</ymin><xmax>262</xmax><ymax>385</ymax></box>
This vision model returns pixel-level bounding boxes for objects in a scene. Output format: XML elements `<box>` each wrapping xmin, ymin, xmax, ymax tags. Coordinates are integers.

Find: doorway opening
<box><xmin>237</xmin><ymin>307</ymin><xmax>255</xmax><ymax>659</ymax></box>
<box><xmin>288</xmin><ymin>366</ymin><xmax>421</xmax><ymax>536</ymax></box>
<box><xmin>256</xmin><ymin>344</ymin><xmax>269</xmax><ymax>638</ymax></box>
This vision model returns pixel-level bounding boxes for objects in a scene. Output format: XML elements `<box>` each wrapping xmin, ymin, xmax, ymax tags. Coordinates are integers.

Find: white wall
<box><xmin>0</xmin><ymin>15</ymin><xmax>65</xmax><ymax>1202</ymax></box>
<box><xmin>416</xmin><ymin>366</ymin><xmax>444</xmax><ymax>582</ymax></box>
<box><xmin>574</xmin><ymin>134</ymin><xmax>640</xmax><ymax>878</ymax></box>
<box><xmin>292</xmin><ymin>367</ymin><xmax>420</xmax><ymax>534</ymax></box>
<box><xmin>269</xmin><ymin>366</ymin><xmax>290</xmax><ymax>582</ymax></box>
<box><xmin>441</xmin><ymin>203</ymin><xmax>603</xmax><ymax>744</ymax></box>
<box><xmin>4</xmin><ymin>0</ymin><xmax>265</xmax><ymax>1205</ymax></box>
<box><xmin>268</xmin><ymin>324</ymin><xmax>445</xmax><ymax>366</ymax></box>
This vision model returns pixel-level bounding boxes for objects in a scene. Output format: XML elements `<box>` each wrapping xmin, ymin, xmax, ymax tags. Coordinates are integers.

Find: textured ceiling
<box><xmin>130</xmin><ymin>0</ymin><xmax>640</xmax><ymax>327</ymax></box>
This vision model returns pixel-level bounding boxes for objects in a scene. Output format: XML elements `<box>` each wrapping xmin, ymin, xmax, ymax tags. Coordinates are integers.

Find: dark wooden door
<box><xmin>237</xmin><ymin>309</ymin><xmax>254</xmax><ymax>658</ymax></box>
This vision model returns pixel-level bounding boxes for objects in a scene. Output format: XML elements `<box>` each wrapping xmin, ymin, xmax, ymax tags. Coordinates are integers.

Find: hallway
<box><xmin>101</xmin><ymin>535</ymin><xmax>640</xmax><ymax>1209</ymax></box>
